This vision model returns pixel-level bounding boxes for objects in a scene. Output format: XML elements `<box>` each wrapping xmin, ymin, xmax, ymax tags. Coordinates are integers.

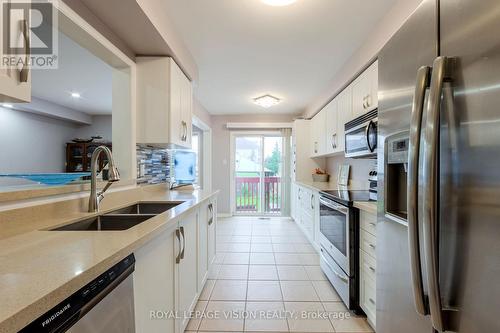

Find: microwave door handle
<box><xmin>365</xmin><ymin>121</ymin><xmax>375</xmax><ymax>152</ymax></box>
<box><xmin>423</xmin><ymin>56</ymin><xmax>453</xmax><ymax>332</ymax></box>
<box><xmin>407</xmin><ymin>65</ymin><xmax>431</xmax><ymax>316</ymax></box>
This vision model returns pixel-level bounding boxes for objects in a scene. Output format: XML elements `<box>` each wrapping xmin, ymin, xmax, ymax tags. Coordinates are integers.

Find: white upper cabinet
<box><xmin>351</xmin><ymin>60</ymin><xmax>378</xmax><ymax>120</ymax></box>
<box><xmin>324</xmin><ymin>98</ymin><xmax>338</xmax><ymax>155</ymax></box>
<box><xmin>136</xmin><ymin>57</ymin><xmax>192</xmax><ymax>148</ymax></box>
<box><xmin>310</xmin><ymin>108</ymin><xmax>326</xmax><ymax>157</ymax></box>
<box><xmin>0</xmin><ymin>6</ymin><xmax>31</xmax><ymax>103</ymax></box>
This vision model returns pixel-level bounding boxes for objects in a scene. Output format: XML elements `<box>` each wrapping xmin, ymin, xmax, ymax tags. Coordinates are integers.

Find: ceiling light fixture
<box><xmin>253</xmin><ymin>94</ymin><xmax>281</xmax><ymax>108</ymax></box>
<box><xmin>71</xmin><ymin>92</ymin><xmax>81</xmax><ymax>99</ymax></box>
<box><xmin>2</xmin><ymin>103</ymin><xmax>13</xmax><ymax>108</ymax></box>
<box><xmin>261</xmin><ymin>0</ymin><xmax>297</xmax><ymax>6</ymax></box>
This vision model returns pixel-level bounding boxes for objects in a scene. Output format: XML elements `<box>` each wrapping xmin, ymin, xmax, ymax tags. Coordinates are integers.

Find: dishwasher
<box><xmin>20</xmin><ymin>254</ymin><xmax>136</xmax><ymax>333</ymax></box>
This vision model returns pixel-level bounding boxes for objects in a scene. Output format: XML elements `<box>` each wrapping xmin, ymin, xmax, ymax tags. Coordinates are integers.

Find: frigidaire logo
<box><xmin>41</xmin><ymin>303</ymin><xmax>70</xmax><ymax>327</ymax></box>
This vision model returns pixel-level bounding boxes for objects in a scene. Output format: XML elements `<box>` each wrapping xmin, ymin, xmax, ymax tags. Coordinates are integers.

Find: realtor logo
<box><xmin>1</xmin><ymin>0</ymin><xmax>58</xmax><ymax>70</ymax></box>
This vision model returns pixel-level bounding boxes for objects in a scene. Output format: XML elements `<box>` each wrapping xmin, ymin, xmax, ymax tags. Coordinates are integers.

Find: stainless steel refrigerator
<box><xmin>378</xmin><ymin>0</ymin><xmax>500</xmax><ymax>332</ymax></box>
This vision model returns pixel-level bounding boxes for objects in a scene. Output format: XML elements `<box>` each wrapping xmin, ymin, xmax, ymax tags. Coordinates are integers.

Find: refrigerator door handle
<box><xmin>407</xmin><ymin>65</ymin><xmax>431</xmax><ymax>316</ymax></box>
<box><xmin>423</xmin><ymin>56</ymin><xmax>453</xmax><ymax>332</ymax></box>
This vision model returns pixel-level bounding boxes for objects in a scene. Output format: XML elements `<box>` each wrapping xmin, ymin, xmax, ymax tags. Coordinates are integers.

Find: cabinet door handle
<box><xmin>175</xmin><ymin>228</ymin><xmax>181</xmax><ymax>264</ymax></box>
<box><xmin>310</xmin><ymin>194</ymin><xmax>314</xmax><ymax>210</ymax></box>
<box><xmin>331</xmin><ymin>134</ymin><xmax>337</xmax><ymax>149</ymax></box>
<box><xmin>19</xmin><ymin>19</ymin><xmax>30</xmax><ymax>83</ymax></box>
<box><xmin>369</xmin><ymin>243</ymin><xmax>376</xmax><ymax>250</ymax></box>
<box><xmin>369</xmin><ymin>298</ymin><xmax>376</xmax><ymax>305</ymax></box>
<box><xmin>181</xmin><ymin>121</ymin><xmax>187</xmax><ymax>141</ymax></box>
<box><xmin>366</xmin><ymin>94</ymin><xmax>371</xmax><ymax>108</ymax></box>
<box><xmin>180</xmin><ymin>226</ymin><xmax>185</xmax><ymax>259</ymax></box>
<box><xmin>369</xmin><ymin>266</ymin><xmax>376</xmax><ymax>272</ymax></box>
<box><xmin>208</xmin><ymin>203</ymin><xmax>214</xmax><ymax>225</ymax></box>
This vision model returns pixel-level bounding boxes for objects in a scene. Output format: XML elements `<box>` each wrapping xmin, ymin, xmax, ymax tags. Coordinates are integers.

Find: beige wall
<box><xmin>304</xmin><ymin>0</ymin><xmax>423</xmax><ymax>118</ymax></box>
<box><xmin>325</xmin><ymin>155</ymin><xmax>376</xmax><ymax>190</ymax></box>
<box><xmin>211</xmin><ymin>114</ymin><xmax>296</xmax><ymax>214</ymax></box>
<box><xmin>193</xmin><ymin>99</ymin><xmax>213</xmax><ymax>128</ymax></box>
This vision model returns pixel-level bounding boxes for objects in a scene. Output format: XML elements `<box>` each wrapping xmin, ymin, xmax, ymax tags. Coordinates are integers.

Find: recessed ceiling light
<box><xmin>71</xmin><ymin>92</ymin><xmax>81</xmax><ymax>98</ymax></box>
<box><xmin>261</xmin><ymin>0</ymin><xmax>297</xmax><ymax>6</ymax></box>
<box><xmin>253</xmin><ymin>94</ymin><xmax>281</xmax><ymax>108</ymax></box>
<box><xmin>2</xmin><ymin>103</ymin><xmax>13</xmax><ymax>108</ymax></box>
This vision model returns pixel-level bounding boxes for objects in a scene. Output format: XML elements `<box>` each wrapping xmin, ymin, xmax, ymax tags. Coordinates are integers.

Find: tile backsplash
<box><xmin>136</xmin><ymin>145</ymin><xmax>171</xmax><ymax>185</ymax></box>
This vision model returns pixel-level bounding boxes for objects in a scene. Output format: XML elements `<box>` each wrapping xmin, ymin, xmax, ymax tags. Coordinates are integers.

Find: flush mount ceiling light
<box><xmin>71</xmin><ymin>92</ymin><xmax>81</xmax><ymax>99</ymax></box>
<box><xmin>253</xmin><ymin>94</ymin><xmax>281</xmax><ymax>108</ymax></box>
<box><xmin>261</xmin><ymin>0</ymin><xmax>297</xmax><ymax>6</ymax></box>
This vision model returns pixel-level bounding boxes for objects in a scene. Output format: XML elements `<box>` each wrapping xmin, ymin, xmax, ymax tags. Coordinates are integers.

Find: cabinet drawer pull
<box><xmin>175</xmin><ymin>229</ymin><xmax>181</xmax><ymax>264</ymax></box>
<box><xmin>368</xmin><ymin>243</ymin><xmax>376</xmax><ymax>249</ymax></box>
<box><xmin>369</xmin><ymin>222</ymin><xmax>376</xmax><ymax>227</ymax></box>
<box><xmin>180</xmin><ymin>226</ymin><xmax>185</xmax><ymax>259</ymax></box>
<box><xmin>369</xmin><ymin>266</ymin><xmax>376</xmax><ymax>272</ymax></box>
<box><xmin>208</xmin><ymin>203</ymin><xmax>214</xmax><ymax>225</ymax></box>
<box><xmin>369</xmin><ymin>298</ymin><xmax>375</xmax><ymax>305</ymax></box>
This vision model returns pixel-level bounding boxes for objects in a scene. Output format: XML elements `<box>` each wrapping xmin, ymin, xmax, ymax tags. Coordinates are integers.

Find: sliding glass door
<box><xmin>232</xmin><ymin>133</ymin><xmax>284</xmax><ymax>215</ymax></box>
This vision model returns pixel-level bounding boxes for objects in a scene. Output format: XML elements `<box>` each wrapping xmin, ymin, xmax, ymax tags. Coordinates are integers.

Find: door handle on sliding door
<box><xmin>423</xmin><ymin>56</ymin><xmax>453</xmax><ymax>332</ymax></box>
<box><xmin>407</xmin><ymin>66</ymin><xmax>431</xmax><ymax>316</ymax></box>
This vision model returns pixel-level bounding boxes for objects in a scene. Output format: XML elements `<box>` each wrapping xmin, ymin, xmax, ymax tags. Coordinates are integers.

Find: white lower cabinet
<box><xmin>177</xmin><ymin>211</ymin><xmax>199</xmax><ymax>332</ymax></box>
<box><xmin>134</xmin><ymin>197</ymin><xmax>218</xmax><ymax>333</ymax></box>
<box><xmin>359</xmin><ymin>210</ymin><xmax>377</xmax><ymax>328</ymax></box>
<box><xmin>292</xmin><ymin>183</ymin><xmax>319</xmax><ymax>249</ymax></box>
<box><xmin>134</xmin><ymin>224</ymin><xmax>177</xmax><ymax>332</ymax></box>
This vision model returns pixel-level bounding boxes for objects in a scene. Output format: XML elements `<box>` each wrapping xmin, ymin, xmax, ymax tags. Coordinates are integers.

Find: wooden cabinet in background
<box><xmin>136</xmin><ymin>57</ymin><xmax>193</xmax><ymax>149</ymax></box>
<box><xmin>66</xmin><ymin>142</ymin><xmax>112</xmax><ymax>173</ymax></box>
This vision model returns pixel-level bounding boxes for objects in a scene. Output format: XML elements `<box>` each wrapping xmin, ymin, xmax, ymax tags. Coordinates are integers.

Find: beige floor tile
<box><xmin>300</xmin><ymin>253</ymin><xmax>320</xmax><ymax>265</ymax></box>
<box><xmin>290</xmin><ymin>236</ymin><xmax>310</xmax><ymax>243</ymax></box>
<box><xmin>252</xmin><ymin>229</ymin><xmax>271</xmax><ymax>236</ymax></box>
<box><xmin>244</xmin><ymin>301</ymin><xmax>288</xmax><ymax>332</ymax></box>
<box><xmin>210</xmin><ymin>280</ymin><xmax>248</xmax><ymax>301</ymax></box>
<box><xmin>249</xmin><ymin>265</ymin><xmax>279</xmax><ymax>280</ymax></box>
<box><xmin>274</xmin><ymin>253</ymin><xmax>303</xmax><ymax>265</ymax></box>
<box><xmin>294</xmin><ymin>244</ymin><xmax>316</xmax><ymax>253</ymax></box>
<box><xmin>218</xmin><ymin>265</ymin><xmax>249</xmax><ymax>280</ymax></box>
<box><xmin>250</xmin><ymin>253</ymin><xmax>276</xmax><ymax>265</ymax></box>
<box><xmin>217</xmin><ymin>242</ymin><xmax>231</xmax><ymax>252</ymax></box>
<box><xmin>272</xmin><ymin>243</ymin><xmax>296</xmax><ymax>253</ymax></box>
<box><xmin>272</xmin><ymin>236</ymin><xmax>294</xmax><ymax>244</ymax></box>
<box><xmin>208</xmin><ymin>264</ymin><xmax>221</xmax><ymax>279</ymax></box>
<box><xmin>186</xmin><ymin>300</ymin><xmax>208</xmax><ymax>331</ymax></box>
<box><xmin>198</xmin><ymin>301</ymin><xmax>245</xmax><ymax>332</ymax></box>
<box><xmin>231</xmin><ymin>235</ymin><xmax>252</xmax><ymax>243</ymax></box>
<box><xmin>226</xmin><ymin>243</ymin><xmax>251</xmax><ymax>253</ymax></box>
<box><xmin>223</xmin><ymin>252</ymin><xmax>250</xmax><ymax>265</ymax></box>
<box><xmin>281</xmin><ymin>280</ymin><xmax>320</xmax><ymax>302</ymax></box>
<box><xmin>277</xmin><ymin>265</ymin><xmax>309</xmax><ymax>280</ymax></box>
<box><xmin>247</xmin><ymin>281</ymin><xmax>283</xmax><ymax>301</ymax></box>
<box><xmin>285</xmin><ymin>302</ymin><xmax>334</xmax><ymax>332</ymax></box>
<box><xmin>233</xmin><ymin>228</ymin><xmax>252</xmax><ymax>236</ymax></box>
<box><xmin>217</xmin><ymin>235</ymin><xmax>232</xmax><ymax>242</ymax></box>
<box><xmin>251</xmin><ymin>243</ymin><xmax>274</xmax><ymax>253</ymax></box>
<box><xmin>304</xmin><ymin>265</ymin><xmax>328</xmax><ymax>281</ymax></box>
<box><xmin>312</xmin><ymin>280</ymin><xmax>341</xmax><ymax>302</ymax></box>
<box><xmin>213</xmin><ymin>252</ymin><xmax>226</xmax><ymax>264</ymax></box>
<box><xmin>199</xmin><ymin>280</ymin><xmax>216</xmax><ymax>300</ymax></box>
<box><xmin>251</xmin><ymin>236</ymin><xmax>272</xmax><ymax>243</ymax></box>
<box><xmin>323</xmin><ymin>302</ymin><xmax>373</xmax><ymax>332</ymax></box>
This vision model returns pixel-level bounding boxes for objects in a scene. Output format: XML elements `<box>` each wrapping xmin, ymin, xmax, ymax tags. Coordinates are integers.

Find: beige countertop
<box><xmin>353</xmin><ymin>201</ymin><xmax>378</xmax><ymax>215</ymax></box>
<box><xmin>294</xmin><ymin>180</ymin><xmax>378</xmax><ymax>215</ymax></box>
<box><xmin>0</xmin><ymin>187</ymin><xmax>219</xmax><ymax>333</ymax></box>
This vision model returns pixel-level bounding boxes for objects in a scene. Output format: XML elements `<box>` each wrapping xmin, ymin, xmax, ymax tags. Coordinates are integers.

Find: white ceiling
<box><xmin>163</xmin><ymin>0</ymin><xmax>398</xmax><ymax>115</ymax></box>
<box><xmin>31</xmin><ymin>32</ymin><xmax>113</xmax><ymax>115</ymax></box>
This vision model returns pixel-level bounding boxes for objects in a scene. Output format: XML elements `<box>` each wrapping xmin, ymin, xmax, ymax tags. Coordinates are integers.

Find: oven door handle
<box><xmin>320</xmin><ymin>250</ymin><xmax>349</xmax><ymax>283</ymax></box>
<box><xmin>319</xmin><ymin>197</ymin><xmax>348</xmax><ymax>215</ymax></box>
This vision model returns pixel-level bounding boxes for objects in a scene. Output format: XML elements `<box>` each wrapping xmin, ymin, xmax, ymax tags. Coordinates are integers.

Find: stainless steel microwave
<box><xmin>344</xmin><ymin>109</ymin><xmax>377</xmax><ymax>158</ymax></box>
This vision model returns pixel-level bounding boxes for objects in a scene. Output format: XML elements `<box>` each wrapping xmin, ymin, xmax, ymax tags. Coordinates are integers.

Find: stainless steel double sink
<box><xmin>50</xmin><ymin>202</ymin><xmax>184</xmax><ymax>231</ymax></box>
